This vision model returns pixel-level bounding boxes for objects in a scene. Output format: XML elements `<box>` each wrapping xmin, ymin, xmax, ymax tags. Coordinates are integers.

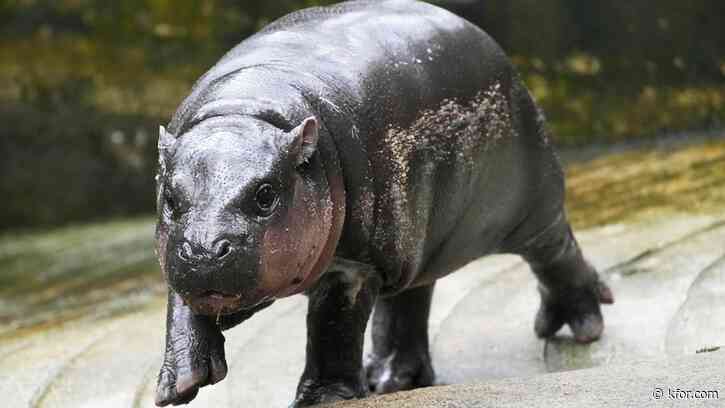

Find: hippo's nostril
<box><xmin>178</xmin><ymin>242</ymin><xmax>193</xmax><ymax>261</ymax></box>
<box><xmin>214</xmin><ymin>239</ymin><xmax>232</xmax><ymax>260</ymax></box>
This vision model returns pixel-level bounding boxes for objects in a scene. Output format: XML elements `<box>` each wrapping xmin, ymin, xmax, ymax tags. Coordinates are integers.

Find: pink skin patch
<box><xmin>260</xmin><ymin>176</ymin><xmax>334</xmax><ymax>298</ymax></box>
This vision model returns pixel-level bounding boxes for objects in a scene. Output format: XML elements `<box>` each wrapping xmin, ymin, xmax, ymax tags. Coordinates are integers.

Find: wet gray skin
<box><xmin>154</xmin><ymin>1</ymin><xmax>613</xmax><ymax>406</ymax></box>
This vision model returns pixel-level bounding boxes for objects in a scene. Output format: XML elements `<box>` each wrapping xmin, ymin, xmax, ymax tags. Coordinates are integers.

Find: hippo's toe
<box><xmin>534</xmin><ymin>280</ymin><xmax>614</xmax><ymax>344</ymax></box>
<box><xmin>155</xmin><ymin>324</ymin><xmax>227</xmax><ymax>406</ymax></box>
<box><xmin>365</xmin><ymin>350</ymin><xmax>435</xmax><ymax>394</ymax></box>
<box><xmin>292</xmin><ymin>379</ymin><xmax>366</xmax><ymax>407</ymax></box>
<box><xmin>155</xmin><ymin>363</ymin><xmax>200</xmax><ymax>406</ymax></box>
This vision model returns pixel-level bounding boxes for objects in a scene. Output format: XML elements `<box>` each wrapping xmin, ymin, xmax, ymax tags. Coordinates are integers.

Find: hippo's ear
<box><xmin>158</xmin><ymin>125</ymin><xmax>175</xmax><ymax>173</ymax></box>
<box><xmin>287</xmin><ymin>116</ymin><xmax>319</xmax><ymax>166</ymax></box>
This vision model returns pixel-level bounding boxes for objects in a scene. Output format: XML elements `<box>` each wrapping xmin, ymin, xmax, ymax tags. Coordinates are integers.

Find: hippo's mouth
<box><xmin>186</xmin><ymin>291</ymin><xmax>245</xmax><ymax>316</ymax></box>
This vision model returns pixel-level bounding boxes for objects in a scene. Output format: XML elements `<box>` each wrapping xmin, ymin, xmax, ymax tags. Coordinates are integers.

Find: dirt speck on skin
<box><xmin>382</xmin><ymin>82</ymin><xmax>512</xmax><ymax>188</ymax></box>
<box><xmin>373</xmin><ymin>82</ymin><xmax>513</xmax><ymax>256</ymax></box>
<box><xmin>352</xmin><ymin>186</ymin><xmax>376</xmax><ymax>242</ymax></box>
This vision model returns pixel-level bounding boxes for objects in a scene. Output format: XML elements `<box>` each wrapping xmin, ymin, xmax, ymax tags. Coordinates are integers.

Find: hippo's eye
<box><xmin>255</xmin><ymin>183</ymin><xmax>279</xmax><ymax>215</ymax></box>
<box><xmin>164</xmin><ymin>193</ymin><xmax>177</xmax><ymax>215</ymax></box>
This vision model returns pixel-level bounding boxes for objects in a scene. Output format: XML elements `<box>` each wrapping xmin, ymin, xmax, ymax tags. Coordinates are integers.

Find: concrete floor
<box><xmin>328</xmin><ymin>350</ymin><xmax>725</xmax><ymax>408</ymax></box>
<box><xmin>3</xmin><ymin>213</ymin><xmax>725</xmax><ymax>407</ymax></box>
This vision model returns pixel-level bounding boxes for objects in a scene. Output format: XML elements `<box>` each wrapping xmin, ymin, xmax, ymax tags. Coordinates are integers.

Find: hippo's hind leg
<box><xmin>365</xmin><ymin>283</ymin><xmax>436</xmax><ymax>394</ymax></box>
<box><xmin>508</xmin><ymin>212</ymin><xmax>614</xmax><ymax>343</ymax></box>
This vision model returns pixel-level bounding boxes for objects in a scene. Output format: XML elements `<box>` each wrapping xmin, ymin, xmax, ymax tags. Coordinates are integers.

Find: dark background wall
<box><xmin>1</xmin><ymin>0</ymin><xmax>723</xmax><ymax>229</ymax></box>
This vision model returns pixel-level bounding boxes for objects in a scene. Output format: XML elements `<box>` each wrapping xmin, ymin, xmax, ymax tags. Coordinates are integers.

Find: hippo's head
<box><xmin>155</xmin><ymin>116</ymin><xmax>337</xmax><ymax>316</ymax></box>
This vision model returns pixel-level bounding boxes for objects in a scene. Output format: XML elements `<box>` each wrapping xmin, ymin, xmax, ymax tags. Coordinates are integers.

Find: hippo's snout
<box><xmin>164</xmin><ymin>228</ymin><xmax>264</xmax><ymax>315</ymax></box>
<box><xmin>177</xmin><ymin>237</ymin><xmax>235</xmax><ymax>263</ymax></box>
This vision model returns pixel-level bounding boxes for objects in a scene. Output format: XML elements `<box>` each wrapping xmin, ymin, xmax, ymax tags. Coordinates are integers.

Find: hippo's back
<box><xmin>171</xmin><ymin>0</ymin><xmax>511</xmax><ymax>129</ymax></box>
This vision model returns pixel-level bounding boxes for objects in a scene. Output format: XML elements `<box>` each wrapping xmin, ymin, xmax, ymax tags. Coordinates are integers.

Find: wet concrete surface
<box><xmin>327</xmin><ymin>350</ymin><xmax>725</xmax><ymax>408</ymax></box>
<box><xmin>0</xmin><ymin>217</ymin><xmax>163</xmax><ymax>338</ymax></box>
<box><xmin>2</xmin><ymin>138</ymin><xmax>725</xmax><ymax>407</ymax></box>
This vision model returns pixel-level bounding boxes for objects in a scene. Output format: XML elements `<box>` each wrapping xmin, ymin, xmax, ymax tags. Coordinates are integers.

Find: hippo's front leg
<box><xmin>155</xmin><ymin>290</ymin><xmax>228</xmax><ymax>406</ymax></box>
<box><xmin>293</xmin><ymin>259</ymin><xmax>381</xmax><ymax>407</ymax></box>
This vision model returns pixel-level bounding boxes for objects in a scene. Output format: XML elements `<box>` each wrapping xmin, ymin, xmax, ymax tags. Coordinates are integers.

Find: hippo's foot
<box><xmin>155</xmin><ymin>320</ymin><xmax>227</xmax><ymax>406</ymax></box>
<box><xmin>292</xmin><ymin>379</ymin><xmax>367</xmax><ymax>407</ymax></box>
<box><xmin>534</xmin><ymin>280</ymin><xmax>614</xmax><ymax>344</ymax></box>
<box><xmin>365</xmin><ymin>349</ymin><xmax>435</xmax><ymax>394</ymax></box>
